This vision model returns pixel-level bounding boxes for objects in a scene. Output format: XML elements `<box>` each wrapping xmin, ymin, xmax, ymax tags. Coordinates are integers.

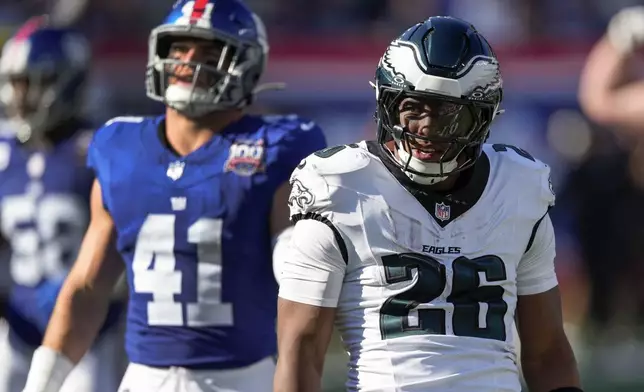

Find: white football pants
<box><xmin>117</xmin><ymin>356</ymin><xmax>275</xmax><ymax>392</ymax></box>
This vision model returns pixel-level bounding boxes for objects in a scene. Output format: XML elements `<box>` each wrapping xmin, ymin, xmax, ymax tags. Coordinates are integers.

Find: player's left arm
<box><xmin>270</xmin><ymin>119</ymin><xmax>327</xmax><ymax>283</ymax></box>
<box><xmin>515</xmin><ymin>213</ymin><xmax>582</xmax><ymax>392</ymax></box>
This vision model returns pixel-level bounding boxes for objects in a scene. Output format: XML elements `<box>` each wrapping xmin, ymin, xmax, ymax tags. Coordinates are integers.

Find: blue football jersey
<box><xmin>0</xmin><ymin>128</ymin><xmax>122</xmax><ymax>347</ymax></box>
<box><xmin>87</xmin><ymin>114</ymin><xmax>327</xmax><ymax>368</ymax></box>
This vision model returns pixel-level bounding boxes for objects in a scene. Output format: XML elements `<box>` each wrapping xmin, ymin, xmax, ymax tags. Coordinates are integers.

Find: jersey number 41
<box><xmin>132</xmin><ymin>214</ymin><xmax>233</xmax><ymax>327</ymax></box>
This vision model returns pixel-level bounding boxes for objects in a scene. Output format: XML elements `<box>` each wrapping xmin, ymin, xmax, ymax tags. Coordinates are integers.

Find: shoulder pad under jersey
<box><xmin>302</xmin><ymin>143</ymin><xmax>371</xmax><ymax>176</ymax></box>
<box><xmin>93</xmin><ymin>116</ymin><xmax>149</xmax><ymax>144</ymax></box>
<box><xmin>484</xmin><ymin>143</ymin><xmax>555</xmax><ymax>208</ymax></box>
<box><xmin>90</xmin><ymin>115</ymin><xmax>157</xmax><ymax>154</ymax></box>
<box><xmin>87</xmin><ymin>115</ymin><xmax>155</xmax><ymax>174</ymax></box>
<box><xmin>287</xmin><ymin>142</ymin><xmax>372</xmax><ymax>219</ymax></box>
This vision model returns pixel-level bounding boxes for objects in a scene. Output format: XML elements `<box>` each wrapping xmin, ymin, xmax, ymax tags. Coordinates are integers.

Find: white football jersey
<box><xmin>279</xmin><ymin>141</ymin><xmax>558</xmax><ymax>392</ymax></box>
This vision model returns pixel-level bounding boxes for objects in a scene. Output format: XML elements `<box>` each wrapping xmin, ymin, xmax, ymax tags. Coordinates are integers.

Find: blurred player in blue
<box><xmin>22</xmin><ymin>1</ymin><xmax>327</xmax><ymax>391</ymax></box>
<box><xmin>0</xmin><ymin>16</ymin><xmax>126</xmax><ymax>392</ymax></box>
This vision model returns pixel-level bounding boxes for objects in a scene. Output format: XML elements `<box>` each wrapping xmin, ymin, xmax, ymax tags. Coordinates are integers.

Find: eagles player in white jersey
<box><xmin>274</xmin><ymin>17</ymin><xmax>582</xmax><ymax>392</ymax></box>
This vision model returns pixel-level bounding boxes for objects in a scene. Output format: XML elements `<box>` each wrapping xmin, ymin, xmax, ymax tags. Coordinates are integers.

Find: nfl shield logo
<box><xmin>166</xmin><ymin>161</ymin><xmax>185</xmax><ymax>181</ymax></box>
<box><xmin>435</xmin><ymin>202</ymin><xmax>451</xmax><ymax>221</ymax></box>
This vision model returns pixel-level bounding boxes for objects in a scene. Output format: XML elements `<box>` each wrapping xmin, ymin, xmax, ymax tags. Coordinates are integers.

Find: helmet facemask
<box><xmin>146</xmin><ymin>26</ymin><xmax>265</xmax><ymax>118</ymax></box>
<box><xmin>376</xmin><ymin>85</ymin><xmax>498</xmax><ymax>185</ymax></box>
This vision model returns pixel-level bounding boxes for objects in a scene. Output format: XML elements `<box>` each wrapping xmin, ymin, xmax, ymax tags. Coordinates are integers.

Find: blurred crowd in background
<box><xmin>0</xmin><ymin>0</ymin><xmax>642</xmax><ymax>42</ymax></box>
<box><xmin>1</xmin><ymin>0</ymin><xmax>644</xmax><ymax>391</ymax></box>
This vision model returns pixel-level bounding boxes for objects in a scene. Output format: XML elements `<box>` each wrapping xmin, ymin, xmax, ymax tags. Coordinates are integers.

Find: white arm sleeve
<box><xmin>516</xmin><ymin>213</ymin><xmax>558</xmax><ymax>296</ymax></box>
<box><xmin>278</xmin><ymin>218</ymin><xmax>346</xmax><ymax>308</ymax></box>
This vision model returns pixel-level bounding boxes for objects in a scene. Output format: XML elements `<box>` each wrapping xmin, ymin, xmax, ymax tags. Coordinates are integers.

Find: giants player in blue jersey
<box><xmin>0</xmin><ymin>17</ymin><xmax>126</xmax><ymax>392</ymax></box>
<box><xmin>22</xmin><ymin>1</ymin><xmax>327</xmax><ymax>391</ymax></box>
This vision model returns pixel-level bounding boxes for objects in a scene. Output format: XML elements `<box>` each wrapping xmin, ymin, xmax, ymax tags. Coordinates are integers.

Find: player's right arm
<box><xmin>22</xmin><ymin>179</ymin><xmax>124</xmax><ymax>392</ymax></box>
<box><xmin>578</xmin><ymin>6</ymin><xmax>644</xmax><ymax>131</ymax></box>
<box><xmin>274</xmin><ymin>157</ymin><xmax>348</xmax><ymax>392</ymax></box>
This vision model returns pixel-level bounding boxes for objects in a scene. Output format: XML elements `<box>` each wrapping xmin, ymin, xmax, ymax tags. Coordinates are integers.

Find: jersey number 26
<box><xmin>380</xmin><ymin>253</ymin><xmax>508</xmax><ymax>341</ymax></box>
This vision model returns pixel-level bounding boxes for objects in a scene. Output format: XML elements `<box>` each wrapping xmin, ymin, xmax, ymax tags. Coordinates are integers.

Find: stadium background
<box><xmin>1</xmin><ymin>0</ymin><xmax>644</xmax><ymax>391</ymax></box>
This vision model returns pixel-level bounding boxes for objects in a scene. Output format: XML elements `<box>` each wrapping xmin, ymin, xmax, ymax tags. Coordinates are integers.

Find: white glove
<box><xmin>22</xmin><ymin>346</ymin><xmax>74</xmax><ymax>392</ymax></box>
<box><xmin>607</xmin><ymin>6</ymin><xmax>644</xmax><ymax>54</ymax></box>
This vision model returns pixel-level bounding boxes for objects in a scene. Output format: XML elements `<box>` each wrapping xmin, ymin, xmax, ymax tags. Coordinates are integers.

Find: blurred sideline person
<box><xmin>579</xmin><ymin>5</ymin><xmax>644</xmax><ymax>132</ymax></box>
<box><xmin>21</xmin><ymin>1</ymin><xmax>327</xmax><ymax>391</ymax></box>
<box><xmin>274</xmin><ymin>16</ymin><xmax>581</xmax><ymax>392</ymax></box>
<box><xmin>576</xmin><ymin>6</ymin><xmax>644</xmax><ymax>345</ymax></box>
<box><xmin>0</xmin><ymin>16</ymin><xmax>126</xmax><ymax>392</ymax></box>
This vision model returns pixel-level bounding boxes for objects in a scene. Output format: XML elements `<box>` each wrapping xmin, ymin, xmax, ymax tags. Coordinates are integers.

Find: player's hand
<box><xmin>608</xmin><ymin>6</ymin><xmax>644</xmax><ymax>54</ymax></box>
